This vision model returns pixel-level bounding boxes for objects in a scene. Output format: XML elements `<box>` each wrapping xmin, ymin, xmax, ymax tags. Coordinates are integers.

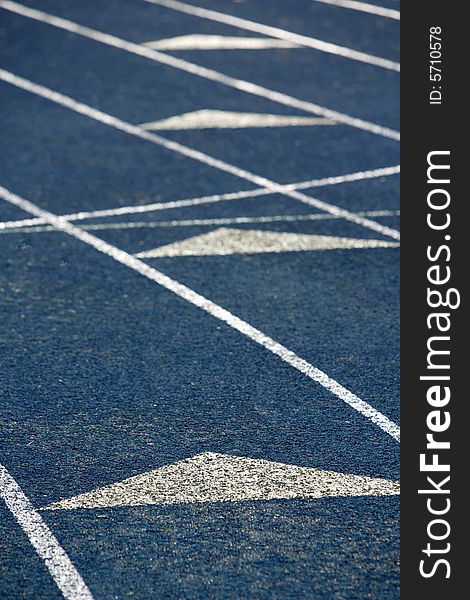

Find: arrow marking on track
<box><xmin>140</xmin><ymin>109</ymin><xmax>335</xmax><ymax>130</ymax></box>
<box><xmin>135</xmin><ymin>227</ymin><xmax>399</xmax><ymax>258</ymax></box>
<box><xmin>42</xmin><ymin>453</ymin><xmax>400</xmax><ymax>509</ymax></box>
<box><xmin>144</xmin><ymin>34</ymin><xmax>300</xmax><ymax>51</ymax></box>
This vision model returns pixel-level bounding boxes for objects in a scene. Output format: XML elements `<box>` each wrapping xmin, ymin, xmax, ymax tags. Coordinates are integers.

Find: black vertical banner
<box><xmin>401</xmin><ymin>3</ymin><xmax>464</xmax><ymax>598</ymax></box>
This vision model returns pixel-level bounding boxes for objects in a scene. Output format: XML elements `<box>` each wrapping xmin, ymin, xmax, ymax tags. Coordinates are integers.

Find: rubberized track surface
<box><xmin>0</xmin><ymin>1</ymin><xmax>400</xmax><ymax>597</ymax></box>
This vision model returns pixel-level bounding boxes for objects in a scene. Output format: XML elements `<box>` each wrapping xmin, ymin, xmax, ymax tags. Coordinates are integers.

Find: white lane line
<box><xmin>0</xmin><ymin>210</ymin><xmax>400</xmax><ymax>235</ymax></box>
<box><xmin>141</xmin><ymin>0</ymin><xmax>400</xmax><ymax>71</ymax></box>
<box><xmin>312</xmin><ymin>0</ymin><xmax>400</xmax><ymax>20</ymax></box>
<box><xmin>0</xmin><ymin>216</ymin><xmax>44</xmax><ymax>229</ymax></box>
<box><xmin>0</xmin><ymin>69</ymin><xmax>400</xmax><ymax>241</ymax></box>
<box><xmin>144</xmin><ymin>34</ymin><xmax>299</xmax><ymax>50</ymax></box>
<box><xmin>295</xmin><ymin>164</ymin><xmax>400</xmax><ymax>188</ymax></box>
<box><xmin>0</xmin><ymin>463</ymin><xmax>94</xmax><ymax>600</ymax></box>
<box><xmin>0</xmin><ymin>165</ymin><xmax>400</xmax><ymax>231</ymax></box>
<box><xmin>0</xmin><ymin>185</ymin><xmax>401</xmax><ymax>442</ymax></box>
<box><xmin>0</xmin><ymin>1</ymin><xmax>400</xmax><ymax>141</ymax></box>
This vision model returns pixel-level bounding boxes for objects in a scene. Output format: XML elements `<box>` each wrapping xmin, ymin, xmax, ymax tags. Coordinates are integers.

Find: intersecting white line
<box><xmin>0</xmin><ymin>69</ymin><xmax>400</xmax><ymax>241</ymax></box>
<box><xmin>141</xmin><ymin>0</ymin><xmax>400</xmax><ymax>70</ymax></box>
<box><xmin>311</xmin><ymin>0</ymin><xmax>400</xmax><ymax>20</ymax></box>
<box><xmin>0</xmin><ymin>210</ymin><xmax>400</xmax><ymax>235</ymax></box>
<box><xmin>0</xmin><ymin>463</ymin><xmax>94</xmax><ymax>600</ymax></box>
<box><xmin>0</xmin><ymin>185</ymin><xmax>400</xmax><ymax>441</ymax></box>
<box><xmin>0</xmin><ymin>165</ymin><xmax>400</xmax><ymax>231</ymax></box>
<box><xmin>0</xmin><ymin>1</ymin><xmax>400</xmax><ymax>141</ymax></box>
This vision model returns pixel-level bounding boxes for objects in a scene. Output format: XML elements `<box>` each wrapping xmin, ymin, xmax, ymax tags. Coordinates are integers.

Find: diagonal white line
<box><xmin>0</xmin><ymin>217</ymin><xmax>44</xmax><ymax>230</ymax></box>
<box><xmin>0</xmin><ymin>0</ymin><xmax>400</xmax><ymax>141</ymax></box>
<box><xmin>0</xmin><ymin>210</ymin><xmax>400</xmax><ymax>235</ymax></box>
<box><xmin>141</xmin><ymin>0</ymin><xmax>400</xmax><ymax>70</ymax></box>
<box><xmin>0</xmin><ymin>69</ymin><xmax>400</xmax><ymax>241</ymax></box>
<box><xmin>0</xmin><ymin>184</ymin><xmax>400</xmax><ymax>442</ymax></box>
<box><xmin>0</xmin><ymin>165</ymin><xmax>400</xmax><ymax>231</ymax></box>
<box><xmin>0</xmin><ymin>463</ymin><xmax>94</xmax><ymax>600</ymax></box>
<box><xmin>311</xmin><ymin>0</ymin><xmax>400</xmax><ymax>20</ymax></box>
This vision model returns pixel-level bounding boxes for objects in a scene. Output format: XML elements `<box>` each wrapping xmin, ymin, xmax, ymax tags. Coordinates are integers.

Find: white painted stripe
<box><xmin>0</xmin><ymin>463</ymin><xmax>94</xmax><ymax>600</ymax></box>
<box><xmin>0</xmin><ymin>69</ymin><xmax>400</xmax><ymax>241</ymax></box>
<box><xmin>312</xmin><ymin>0</ymin><xmax>400</xmax><ymax>20</ymax></box>
<box><xmin>0</xmin><ymin>216</ymin><xmax>45</xmax><ymax>229</ymax></box>
<box><xmin>0</xmin><ymin>165</ymin><xmax>400</xmax><ymax>231</ymax></box>
<box><xmin>0</xmin><ymin>1</ymin><xmax>400</xmax><ymax>140</ymax></box>
<box><xmin>145</xmin><ymin>34</ymin><xmax>299</xmax><ymax>50</ymax></box>
<box><xmin>0</xmin><ymin>185</ymin><xmax>400</xmax><ymax>441</ymax></box>
<box><xmin>0</xmin><ymin>210</ymin><xmax>400</xmax><ymax>235</ymax></box>
<box><xmin>286</xmin><ymin>188</ymin><xmax>399</xmax><ymax>239</ymax></box>
<box><xmin>141</xmin><ymin>0</ymin><xmax>400</xmax><ymax>71</ymax></box>
<box><xmin>294</xmin><ymin>164</ymin><xmax>400</xmax><ymax>189</ymax></box>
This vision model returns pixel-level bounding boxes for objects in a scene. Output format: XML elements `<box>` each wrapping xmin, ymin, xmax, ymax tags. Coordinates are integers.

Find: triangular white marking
<box><xmin>140</xmin><ymin>109</ymin><xmax>334</xmax><ymax>131</ymax></box>
<box><xmin>144</xmin><ymin>34</ymin><xmax>299</xmax><ymax>51</ymax></box>
<box><xmin>42</xmin><ymin>453</ymin><xmax>399</xmax><ymax>509</ymax></box>
<box><xmin>134</xmin><ymin>227</ymin><xmax>399</xmax><ymax>258</ymax></box>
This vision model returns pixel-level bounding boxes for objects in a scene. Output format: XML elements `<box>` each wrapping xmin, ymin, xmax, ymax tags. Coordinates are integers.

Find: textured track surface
<box><xmin>0</xmin><ymin>1</ymin><xmax>400</xmax><ymax>597</ymax></box>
